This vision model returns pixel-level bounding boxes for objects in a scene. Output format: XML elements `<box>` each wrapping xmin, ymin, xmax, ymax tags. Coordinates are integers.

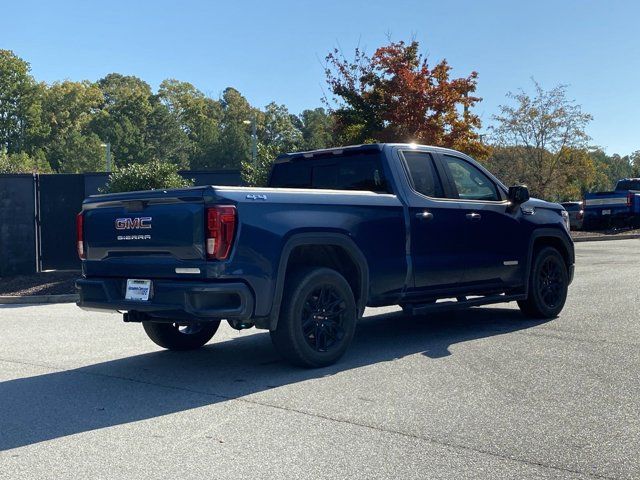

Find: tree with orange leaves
<box><xmin>324</xmin><ymin>40</ymin><xmax>489</xmax><ymax>159</ymax></box>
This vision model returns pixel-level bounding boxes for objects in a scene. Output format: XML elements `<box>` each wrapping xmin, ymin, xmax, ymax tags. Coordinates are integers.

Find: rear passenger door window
<box><xmin>441</xmin><ymin>155</ymin><xmax>500</xmax><ymax>202</ymax></box>
<box><xmin>401</xmin><ymin>151</ymin><xmax>445</xmax><ymax>198</ymax></box>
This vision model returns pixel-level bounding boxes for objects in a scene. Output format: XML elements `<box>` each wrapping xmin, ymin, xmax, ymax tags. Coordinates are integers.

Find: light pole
<box><xmin>100</xmin><ymin>142</ymin><xmax>112</xmax><ymax>172</ymax></box>
<box><xmin>243</xmin><ymin>116</ymin><xmax>257</xmax><ymax>166</ymax></box>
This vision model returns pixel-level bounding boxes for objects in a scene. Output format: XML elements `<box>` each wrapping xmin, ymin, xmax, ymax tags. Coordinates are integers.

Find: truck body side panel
<box><xmin>208</xmin><ymin>188</ymin><xmax>406</xmax><ymax>316</ymax></box>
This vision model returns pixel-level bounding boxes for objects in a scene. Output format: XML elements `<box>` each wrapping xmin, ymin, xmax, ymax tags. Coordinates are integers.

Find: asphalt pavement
<box><xmin>0</xmin><ymin>240</ymin><xmax>638</xmax><ymax>479</ymax></box>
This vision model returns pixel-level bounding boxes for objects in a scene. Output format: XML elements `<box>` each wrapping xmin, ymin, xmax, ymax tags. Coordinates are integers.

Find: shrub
<box><xmin>103</xmin><ymin>160</ymin><xmax>193</xmax><ymax>193</ymax></box>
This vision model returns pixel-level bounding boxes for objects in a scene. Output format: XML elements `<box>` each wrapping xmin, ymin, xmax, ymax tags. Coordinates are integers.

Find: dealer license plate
<box><xmin>602</xmin><ymin>209</ymin><xmax>611</xmax><ymax>215</ymax></box>
<box><xmin>125</xmin><ymin>279</ymin><xmax>151</xmax><ymax>301</ymax></box>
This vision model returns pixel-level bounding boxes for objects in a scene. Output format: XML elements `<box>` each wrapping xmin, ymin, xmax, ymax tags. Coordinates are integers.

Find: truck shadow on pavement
<box><xmin>0</xmin><ymin>307</ymin><xmax>549</xmax><ymax>451</ymax></box>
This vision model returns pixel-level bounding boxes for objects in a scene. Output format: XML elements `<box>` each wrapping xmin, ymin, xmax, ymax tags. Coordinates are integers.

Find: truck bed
<box><xmin>583</xmin><ymin>190</ymin><xmax>640</xmax><ymax>228</ymax></box>
<box><xmin>80</xmin><ymin>184</ymin><xmax>407</xmax><ymax>317</ymax></box>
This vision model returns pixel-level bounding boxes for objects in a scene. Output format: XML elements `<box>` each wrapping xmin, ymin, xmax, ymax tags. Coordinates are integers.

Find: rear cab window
<box><xmin>269</xmin><ymin>151</ymin><xmax>390</xmax><ymax>193</ymax></box>
<box><xmin>616</xmin><ymin>179</ymin><xmax>640</xmax><ymax>191</ymax></box>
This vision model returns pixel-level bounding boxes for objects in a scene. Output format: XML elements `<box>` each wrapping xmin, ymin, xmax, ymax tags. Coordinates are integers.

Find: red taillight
<box><xmin>628</xmin><ymin>193</ymin><xmax>633</xmax><ymax>207</ymax></box>
<box><xmin>206</xmin><ymin>206</ymin><xmax>236</xmax><ymax>260</ymax></box>
<box><xmin>76</xmin><ymin>212</ymin><xmax>85</xmax><ymax>259</ymax></box>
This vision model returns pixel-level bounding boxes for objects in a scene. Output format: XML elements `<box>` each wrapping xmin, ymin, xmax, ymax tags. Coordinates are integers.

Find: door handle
<box><xmin>416</xmin><ymin>211</ymin><xmax>434</xmax><ymax>220</ymax></box>
<box><xmin>466</xmin><ymin>212</ymin><xmax>481</xmax><ymax>221</ymax></box>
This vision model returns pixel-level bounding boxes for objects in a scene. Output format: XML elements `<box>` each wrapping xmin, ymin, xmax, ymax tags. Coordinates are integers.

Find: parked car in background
<box><xmin>583</xmin><ymin>178</ymin><xmax>640</xmax><ymax>230</ymax></box>
<box><xmin>561</xmin><ymin>201</ymin><xmax>584</xmax><ymax>230</ymax></box>
<box><xmin>75</xmin><ymin>143</ymin><xmax>575</xmax><ymax>367</ymax></box>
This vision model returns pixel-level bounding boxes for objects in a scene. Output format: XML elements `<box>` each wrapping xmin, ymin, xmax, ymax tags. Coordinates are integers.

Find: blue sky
<box><xmin>3</xmin><ymin>0</ymin><xmax>639</xmax><ymax>155</ymax></box>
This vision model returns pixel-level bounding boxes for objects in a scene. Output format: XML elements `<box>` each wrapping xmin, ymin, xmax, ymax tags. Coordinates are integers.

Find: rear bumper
<box><xmin>76</xmin><ymin>277</ymin><xmax>254</xmax><ymax>321</ymax></box>
<box><xmin>583</xmin><ymin>209</ymin><xmax>633</xmax><ymax>225</ymax></box>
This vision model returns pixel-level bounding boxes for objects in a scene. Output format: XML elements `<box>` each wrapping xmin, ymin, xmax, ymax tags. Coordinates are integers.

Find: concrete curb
<box><xmin>0</xmin><ymin>294</ymin><xmax>79</xmax><ymax>305</ymax></box>
<box><xmin>572</xmin><ymin>234</ymin><xmax>640</xmax><ymax>243</ymax></box>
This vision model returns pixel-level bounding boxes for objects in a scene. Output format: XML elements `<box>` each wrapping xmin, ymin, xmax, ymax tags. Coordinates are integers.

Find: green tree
<box><xmin>242</xmin><ymin>102</ymin><xmax>303</xmax><ymax>186</ymax></box>
<box><xmin>581</xmin><ymin>150</ymin><xmax>609</xmax><ymax>193</ymax></box>
<box><xmin>490</xmin><ymin>81</ymin><xmax>594</xmax><ymax>200</ymax></box>
<box><xmin>146</xmin><ymin>94</ymin><xmax>190</xmax><ymax>168</ymax></box>
<box><xmin>295</xmin><ymin>108</ymin><xmax>335</xmax><ymax>150</ymax></box>
<box><xmin>90</xmin><ymin>74</ymin><xmax>190</xmax><ymax>167</ymax></box>
<box><xmin>628</xmin><ymin>151</ymin><xmax>640</xmax><ymax>178</ymax></box>
<box><xmin>587</xmin><ymin>149</ymin><xmax>634</xmax><ymax>191</ymax></box>
<box><xmin>484</xmin><ymin>145</ymin><xmax>596</xmax><ymax>201</ymax></box>
<box><xmin>102</xmin><ymin>160</ymin><xmax>193</xmax><ymax>193</ymax></box>
<box><xmin>208</xmin><ymin>88</ymin><xmax>255</xmax><ymax>170</ymax></box>
<box><xmin>40</xmin><ymin>80</ymin><xmax>104</xmax><ymax>172</ymax></box>
<box><xmin>158</xmin><ymin>79</ymin><xmax>222</xmax><ymax>168</ymax></box>
<box><xmin>0</xmin><ymin>50</ymin><xmax>47</xmax><ymax>155</ymax></box>
<box><xmin>90</xmin><ymin>73</ymin><xmax>155</xmax><ymax>166</ymax></box>
<box><xmin>258</xmin><ymin>102</ymin><xmax>303</xmax><ymax>151</ymax></box>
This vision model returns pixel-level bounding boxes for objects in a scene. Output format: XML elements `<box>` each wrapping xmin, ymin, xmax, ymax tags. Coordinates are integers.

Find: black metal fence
<box><xmin>0</xmin><ymin>170</ymin><xmax>242</xmax><ymax>276</ymax></box>
<box><xmin>0</xmin><ymin>174</ymin><xmax>38</xmax><ymax>276</ymax></box>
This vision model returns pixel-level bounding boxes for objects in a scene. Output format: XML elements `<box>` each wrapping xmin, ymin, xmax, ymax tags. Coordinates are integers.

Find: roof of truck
<box><xmin>275</xmin><ymin>143</ymin><xmax>469</xmax><ymax>162</ymax></box>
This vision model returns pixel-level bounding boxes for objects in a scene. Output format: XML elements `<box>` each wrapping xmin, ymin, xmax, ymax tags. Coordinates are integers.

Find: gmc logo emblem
<box><xmin>115</xmin><ymin>217</ymin><xmax>152</xmax><ymax>230</ymax></box>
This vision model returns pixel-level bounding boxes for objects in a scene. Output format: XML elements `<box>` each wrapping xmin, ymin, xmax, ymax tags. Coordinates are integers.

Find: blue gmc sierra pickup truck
<box><xmin>76</xmin><ymin>143</ymin><xmax>574</xmax><ymax>367</ymax></box>
<box><xmin>583</xmin><ymin>178</ymin><xmax>640</xmax><ymax>229</ymax></box>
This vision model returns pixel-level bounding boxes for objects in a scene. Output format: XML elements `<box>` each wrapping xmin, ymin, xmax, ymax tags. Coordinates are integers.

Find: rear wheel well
<box><xmin>532</xmin><ymin>236</ymin><xmax>571</xmax><ymax>270</ymax></box>
<box><xmin>285</xmin><ymin>244</ymin><xmax>362</xmax><ymax>308</ymax></box>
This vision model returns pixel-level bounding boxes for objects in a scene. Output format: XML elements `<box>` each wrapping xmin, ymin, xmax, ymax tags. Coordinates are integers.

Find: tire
<box><xmin>270</xmin><ymin>267</ymin><xmax>357</xmax><ymax>368</ymax></box>
<box><xmin>142</xmin><ymin>320</ymin><xmax>220</xmax><ymax>350</ymax></box>
<box><xmin>518</xmin><ymin>247</ymin><xmax>568</xmax><ymax>319</ymax></box>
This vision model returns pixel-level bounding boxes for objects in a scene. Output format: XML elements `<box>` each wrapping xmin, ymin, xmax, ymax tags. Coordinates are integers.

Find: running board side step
<box><xmin>407</xmin><ymin>294</ymin><xmax>527</xmax><ymax>316</ymax></box>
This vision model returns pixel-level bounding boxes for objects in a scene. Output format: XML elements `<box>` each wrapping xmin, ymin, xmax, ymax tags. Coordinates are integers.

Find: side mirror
<box><xmin>508</xmin><ymin>185</ymin><xmax>530</xmax><ymax>205</ymax></box>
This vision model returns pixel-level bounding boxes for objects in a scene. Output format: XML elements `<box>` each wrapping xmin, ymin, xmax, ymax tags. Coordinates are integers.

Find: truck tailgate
<box><xmin>584</xmin><ymin>192</ymin><xmax>628</xmax><ymax>208</ymax></box>
<box><xmin>82</xmin><ymin>188</ymin><xmax>208</xmax><ymax>279</ymax></box>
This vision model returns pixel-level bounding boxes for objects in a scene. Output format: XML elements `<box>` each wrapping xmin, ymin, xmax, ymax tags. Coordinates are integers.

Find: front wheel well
<box><xmin>532</xmin><ymin>236</ymin><xmax>571</xmax><ymax>271</ymax></box>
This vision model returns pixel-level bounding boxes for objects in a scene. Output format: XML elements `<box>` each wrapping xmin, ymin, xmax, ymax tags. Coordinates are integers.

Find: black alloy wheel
<box><xmin>537</xmin><ymin>256</ymin><xmax>564</xmax><ymax>309</ymax></box>
<box><xmin>301</xmin><ymin>284</ymin><xmax>347</xmax><ymax>353</ymax></box>
<box><xmin>271</xmin><ymin>267</ymin><xmax>357</xmax><ymax>368</ymax></box>
<box><xmin>518</xmin><ymin>247</ymin><xmax>568</xmax><ymax>318</ymax></box>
